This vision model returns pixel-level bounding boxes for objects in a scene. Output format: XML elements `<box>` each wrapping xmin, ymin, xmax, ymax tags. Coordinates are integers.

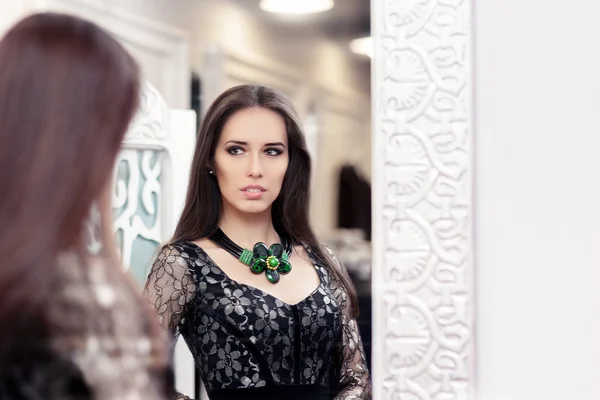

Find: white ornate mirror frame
<box><xmin>370</xmin><ymin>0</ymin><xmax>475</xmax><ymax>399</ymax></box>
<box><xmin>0</xmin><ymin>0</ymin><xmax>476</xmax><ymax>398</ymax></box>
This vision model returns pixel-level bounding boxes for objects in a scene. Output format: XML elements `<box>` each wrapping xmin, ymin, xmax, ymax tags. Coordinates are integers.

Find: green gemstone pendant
<box><xmin>250</xmin><ymin>258</ymin><xmax>266</xmax><ymax>274</ymax></box>
<box><xmin>279</xmin><ymin>259</ymin><xmax>292</xmax><ymax>274</ymax></box>
<box><xmin>266</xmin><ymin>256</ymin><xmax>279</xmax><ymax>270</ymax></box>
<box><xmin>239</xmin><ymin>241</ymin><xmax>292</xmax><ymax>284</ymax></box>
<box><xmin>265</xmin><ymin>269</ymin><xmax>280</xmax><ymax>284</ymax></box>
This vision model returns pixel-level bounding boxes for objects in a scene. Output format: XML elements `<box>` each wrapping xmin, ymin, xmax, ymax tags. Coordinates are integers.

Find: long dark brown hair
<box><xmin>0</xmin><ymin>13</ymin><xmax>140</xmax><ymax>366</ymax></box>
<box><xmin>171</xmin><ymin>84</ymin><xmax>359</xmax><ymax>316</ymax></box>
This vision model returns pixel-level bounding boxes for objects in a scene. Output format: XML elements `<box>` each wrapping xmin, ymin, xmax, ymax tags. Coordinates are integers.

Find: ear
<box><xmin>207</xmin><ymin>165</ymin><xmax>215</xmax><ymax>175</ymax></box>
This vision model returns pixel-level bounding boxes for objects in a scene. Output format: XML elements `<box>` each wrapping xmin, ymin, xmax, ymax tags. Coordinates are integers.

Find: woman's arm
<box><xmin>143</xmin><ymin>244</ymin><xmax>197</xmax><ymax>400</ymax></box>
<box><xmin>325</xmin><ymin>246</ymin><xmax>372</xmax><ymax>400</ymax></box>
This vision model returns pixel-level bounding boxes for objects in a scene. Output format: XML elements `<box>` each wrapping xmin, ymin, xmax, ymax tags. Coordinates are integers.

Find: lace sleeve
<box><xmin>324</xmin><ymin>246</ymin><xmax>372</xmax><ymax>400</ymax></box>
<box><xmin>143</xmin><ymin>244</ymin><xmax>196</xmax><ymax>336</ymax></box>
<box><xmin>143</xmin><ymin>245</ymin><xmax>196</xmax><ymax>400</ymax></box>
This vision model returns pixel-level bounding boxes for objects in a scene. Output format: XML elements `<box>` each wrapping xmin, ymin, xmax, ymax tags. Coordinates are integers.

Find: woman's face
<box><xmin>213</xmin><ymin>107</ymin><xmax>289</xmax><ymax>216</ymax></box>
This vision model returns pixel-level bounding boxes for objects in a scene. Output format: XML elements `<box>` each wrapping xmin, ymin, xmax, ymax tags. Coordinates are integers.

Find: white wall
<box><xmin>0</xmin><ymin>1</ymin><xmax>28</xmax><ymax>37</ymax></box>
<box><xmin>474</xmin><ymin>1</ymin><xmax>600</xmax><ymax>399</ymax></box>
<box><xmin>104</xmin><ymin>0</ymin><xmax>370</xmax><ymax>96</ymax></box>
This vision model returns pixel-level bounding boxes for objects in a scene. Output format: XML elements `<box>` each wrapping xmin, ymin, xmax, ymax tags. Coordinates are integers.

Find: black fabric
<box><xmin>209</xmin><ymin>384</ymin><xmax>330</xmax><ymax>400</ymax></box>
<box><xmin>144</xmin><ymin>242</ymin><xmax>372</xmax><ymax>399</ymax></box>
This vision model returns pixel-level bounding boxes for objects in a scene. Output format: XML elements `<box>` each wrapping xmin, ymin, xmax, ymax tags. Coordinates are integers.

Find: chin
<box><xmin>236</xmin><ymin>201</ymin><xmax>271</xmax><ymax>215</ymax></box>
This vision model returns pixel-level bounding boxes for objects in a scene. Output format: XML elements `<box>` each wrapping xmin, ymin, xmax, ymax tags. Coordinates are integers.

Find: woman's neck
<box><xmin>218</xmin><ymin>207</ymin><xmax>280</xmax><ymax>250</ymax></box>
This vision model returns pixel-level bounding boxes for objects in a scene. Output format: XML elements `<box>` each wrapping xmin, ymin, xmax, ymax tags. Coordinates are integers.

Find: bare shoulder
<box><xmin>191</xmin><ymin>237</ymin><xmax>219</xmax><ymax>250</ymax></box>
<box><xmin>292</xmin><ymin>243</ymin><xmax>328</xmax><ymax>265</ymax></box>
<box><xmin>189</xmin><ymin>237</ymin><xmax>231</xmax><ymax>261</ymax></box>
<box><xmin>292</xmin><ymin>244</ymin><xmax>309</xmax><ymax>258</ymax></box>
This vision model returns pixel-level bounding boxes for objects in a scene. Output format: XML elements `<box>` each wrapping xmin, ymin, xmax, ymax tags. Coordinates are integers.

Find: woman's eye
<box><xmin>265</xmin><ymin>148</ymin><xmax>283</xmax><ymax>156</ymax></box>
<box><xmin>227</xmin><ymin>146</ymin><xmax>244</xmax><ymax>155</ymax></box>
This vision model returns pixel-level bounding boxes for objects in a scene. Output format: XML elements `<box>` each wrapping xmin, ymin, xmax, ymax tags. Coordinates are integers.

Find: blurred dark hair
<box><xmin>0</xmin><ymin>13</ymin><xmax>140</xmax><ymax>367</ymax></box>
<box><xmin>171</xmin><ymin>84</ymin><xmax>359</xmax><ymax>316</ymax></box>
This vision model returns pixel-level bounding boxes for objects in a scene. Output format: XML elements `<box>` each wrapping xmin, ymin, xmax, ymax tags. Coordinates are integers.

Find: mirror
<box><xmin>8</xmin><ymin>0</ymin><xmax>473</xmax><ymax>399</ymax></box>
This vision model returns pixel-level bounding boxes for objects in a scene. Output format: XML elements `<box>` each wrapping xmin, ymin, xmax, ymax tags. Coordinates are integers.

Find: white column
<box><xmin>371</xmin><ymin>0</ymin><xmax>475</xmax><ymax>399</ymax></box>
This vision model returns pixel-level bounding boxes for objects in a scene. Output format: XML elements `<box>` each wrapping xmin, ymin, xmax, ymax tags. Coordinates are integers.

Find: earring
<box><xmin>209</xmin><ymin>169</ymin><xmax>215</xmax><ymax>175</ymax></box>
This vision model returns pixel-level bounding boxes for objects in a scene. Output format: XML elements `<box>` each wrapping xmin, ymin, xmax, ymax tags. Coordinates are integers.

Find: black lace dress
<box><xmin>144</xmin><ymin>241</ymin><xmax>371</xmax><ymax>400</ymax></box>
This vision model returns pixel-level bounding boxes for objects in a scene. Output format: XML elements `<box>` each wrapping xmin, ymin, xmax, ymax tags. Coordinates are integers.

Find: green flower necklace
<box><xmin>209</xmin><ymin>228</ymin><xmax>293</xmax><ymax>284</ymax></box>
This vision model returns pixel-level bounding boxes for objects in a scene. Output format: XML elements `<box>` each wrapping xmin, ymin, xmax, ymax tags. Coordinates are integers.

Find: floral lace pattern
<box><xmin>144</xmin><ymin>241</ymin><xmax>371</xmax><ymax>399</ymax></box>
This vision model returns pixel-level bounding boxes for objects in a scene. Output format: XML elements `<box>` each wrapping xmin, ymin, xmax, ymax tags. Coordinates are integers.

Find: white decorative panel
<box><xmin>119</xmin><ymin>82</ymin><xmax>197</xmax><ymax>398</ymax></box>
<box><xmin>83</xmin><ymin>81</ymin><xmax>196</xmax><ymax>288</ymax></box>
<box><xmin>112</xmin><ymin>82</ymin><xmax>170</xmax><ymax>283</ymax></box>
<box><xmin>113</xmin><ymin>148</ymin><xmax>162</xmax><ymax>283</ymax></box>
<box><xmin>371</xmin><ymin>1</ymin><xmax>475</xmax><ymax>399</ymax></box>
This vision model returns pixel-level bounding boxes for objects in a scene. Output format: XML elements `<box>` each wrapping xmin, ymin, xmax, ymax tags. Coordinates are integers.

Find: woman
<box><xmin>144</xmin><ymin>84</ymin><xmax>372</xmax><ymax>400</ymax></box>
<box><xmin>0</xmin><ymin>13</ymin><xmax>173</xmax><ymax>399</ymax></box>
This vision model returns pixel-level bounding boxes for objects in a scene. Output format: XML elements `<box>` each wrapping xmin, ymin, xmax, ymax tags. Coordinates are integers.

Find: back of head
<box><xmin>0</xmin><ymin>13</ymin><xmax>140</xmax><ymax>364</ymax></box>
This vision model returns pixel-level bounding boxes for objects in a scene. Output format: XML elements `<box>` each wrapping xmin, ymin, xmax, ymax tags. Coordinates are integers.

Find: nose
<box><xmin>246</xmin><ymin>152</ymin><xmax>263</xmax><ymax>178</ymax></box>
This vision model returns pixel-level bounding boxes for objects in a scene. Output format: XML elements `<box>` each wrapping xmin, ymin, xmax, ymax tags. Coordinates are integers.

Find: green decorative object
<box><xmin>251</xmin><ymin>258</ymin><xmax>266</xmax><ymax>273</ymax></box>
<box><xmin>210</xmin><ymin>228</ymin><xmax>293</xmax><ymax>285</ymax></box>
<box><xmin>267</xmin><ymin>256</ymin><xmax>279</xmax><ymax>269</ymax></box>
<box><xmin>236</xmin><ymin>241</ymin><xmax>292</xmax><ymax>284</ymax></box>
<box><xmin>278</xmin><ymin>260</ymin><xmax>292</xmax><ymax>274</ymax></box>
<box><xmin>266</xmin><ymin>269</ymin><xmax>280</xmax><ymax>284</ymax></box>
<box><xmin>240</xmin><ymin>248</ymin><xmax>253</xmax><ymax>266</ymax></box>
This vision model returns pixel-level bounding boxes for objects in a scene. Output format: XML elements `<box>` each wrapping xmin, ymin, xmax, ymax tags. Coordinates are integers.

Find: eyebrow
<box><xmin>224</xmin><ymin>140</ymin><xmax>286</xmax><ymax>148</ymax></box>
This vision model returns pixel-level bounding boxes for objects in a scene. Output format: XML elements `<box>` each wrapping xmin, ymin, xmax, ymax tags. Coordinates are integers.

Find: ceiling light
<box><xmin>259</xmin><ymin>0</ymin><xmax>335</xmax><ymax>15</ymax></box>
<box><xmin>350</xmin><ymin>36</ymin><xmax>372</xmax><ymax>58</ymax></box>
